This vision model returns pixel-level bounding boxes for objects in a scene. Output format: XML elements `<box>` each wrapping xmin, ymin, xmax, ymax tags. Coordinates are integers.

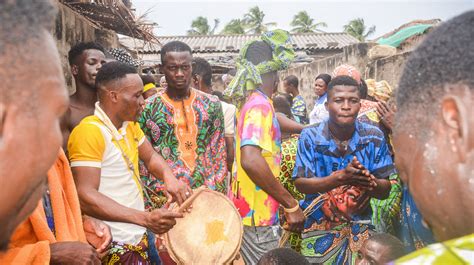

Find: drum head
<box><xmin>165</xmin><ymin>189</ymin><xmax>243</xmax><ymax>264</ymax></box>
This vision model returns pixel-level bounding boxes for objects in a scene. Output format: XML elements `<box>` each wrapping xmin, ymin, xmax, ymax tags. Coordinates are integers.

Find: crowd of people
<box><xmin>0</xmin><ymin>1</ymin><xmax>472</xmax><ymax>264</ymax></box>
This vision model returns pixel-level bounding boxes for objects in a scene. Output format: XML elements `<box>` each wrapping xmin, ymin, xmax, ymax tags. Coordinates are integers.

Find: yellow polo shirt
<box><xmin>68</xmin><ymin>104</ymin><xmax>146</xmax><ymax>245</ymax></box>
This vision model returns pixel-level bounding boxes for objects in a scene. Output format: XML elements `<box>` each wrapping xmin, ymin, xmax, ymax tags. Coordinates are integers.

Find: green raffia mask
<box><xmin>223</xmin><ymin>29</ymin><xmax>295</xmax><ymax>108</ymax></box>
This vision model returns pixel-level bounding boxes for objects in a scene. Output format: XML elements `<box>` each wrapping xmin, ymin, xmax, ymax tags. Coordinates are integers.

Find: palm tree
<box><xmin>221</xmin><ymin>19</ymin><xmax>246</xmax><ymax>35</ymax></box>
<box><xmin>187</xmin><ymin>16</ymin><xmax>220</xmax><ymax>35</ymax></box>
<box><xmin>343</xmin><ymin>18</ymin><xmax>376</xmax><ymax>42</ymax></box>
<box><xmin>243</xmin><ymin>6</ymin><xmax>277</xmax><ymax>34</ymax></box>
<box><xmin>290</xmin><ymin>11</ymin><xmax>327</xmax><ymax>33</ymax></box>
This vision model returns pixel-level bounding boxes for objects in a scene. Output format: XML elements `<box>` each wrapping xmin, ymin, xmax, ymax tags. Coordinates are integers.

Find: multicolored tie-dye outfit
<box><xmin>230</xmin><ymin>90</ymin><xmax>282</xmax><ymax>226</ymax></box>
<box><xmin>139</xmin><ymin>89</ymin><xmax>227</xmax><ymax>208</ymax></box>
<box><xmin>293</xmin><ymin>120</ymin><xmax>397</xmax><ymax>264</ymax></box>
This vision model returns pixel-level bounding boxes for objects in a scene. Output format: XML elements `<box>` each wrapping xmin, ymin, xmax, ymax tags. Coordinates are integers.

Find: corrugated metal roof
<box><xmin>120</xmin><ymin>32</ymin><xmax>358</xmax><ymax>54</ymax></box>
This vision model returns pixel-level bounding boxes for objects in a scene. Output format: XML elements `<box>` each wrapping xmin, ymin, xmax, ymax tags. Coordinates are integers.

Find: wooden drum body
<box><xmin>165</xmin><ymin>188</ymin><xmax>243</xmax><ymax>264</ymax></box>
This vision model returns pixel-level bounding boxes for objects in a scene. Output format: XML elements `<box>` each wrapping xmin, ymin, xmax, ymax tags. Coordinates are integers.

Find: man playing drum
<box><xmin>68</xmin><ymin>61</ymin><xmax>190</xmax><ymax>264</ymax></box>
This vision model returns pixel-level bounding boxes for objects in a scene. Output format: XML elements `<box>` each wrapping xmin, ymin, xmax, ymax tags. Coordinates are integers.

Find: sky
<box><xmin>132</xmin><ymin>0</ymin><xmax>473</xmax><ymax>38</ymax></box>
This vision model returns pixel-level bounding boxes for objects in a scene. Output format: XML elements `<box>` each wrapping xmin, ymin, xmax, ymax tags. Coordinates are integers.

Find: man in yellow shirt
<box><xmin>68</xmin><ymin>61</ymin><xmax>190</xmax><ymax>264</ymax></box>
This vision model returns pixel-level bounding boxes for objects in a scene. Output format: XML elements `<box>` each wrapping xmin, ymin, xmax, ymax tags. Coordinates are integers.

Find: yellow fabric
<box><xmin>68</xmin><ymin>115</ymin><xmax>145</xmax><ymax>194</ymax></box>
<box><xmin>68</xmin><ymin>121</ymin><xmax>105</xmax><ymax>166</ymax></box>
<box><xmin>143</xmin><ymin>83</ymin><xmax>156</xmax><ymax>93</ymax></box>
<box><xmin>0</xmin><ymin>149</ymin><xmax>86</xmax><ymax>265</ymax></box>
<box><xmin>366</xmin><ymin>79</ymin><xmax>393</xmax><ymax>102</ymax></box>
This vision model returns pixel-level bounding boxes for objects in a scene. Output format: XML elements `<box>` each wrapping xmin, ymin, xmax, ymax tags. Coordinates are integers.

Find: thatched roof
<box><xmin>58</xmin><ymin>0</ymin><xmax>158</xmax><ymax>42</ymax></box>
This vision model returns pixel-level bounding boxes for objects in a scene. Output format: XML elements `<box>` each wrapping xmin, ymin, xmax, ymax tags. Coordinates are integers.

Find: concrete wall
<box><xmin>53</xmin><ymin>3</ymin><xmax>119</xmax><ymax>93</ymax></box>
<box><xmin>278</xmin><ymin>43</ymin><xmax>411</xmax><ymax>111</ymax></box>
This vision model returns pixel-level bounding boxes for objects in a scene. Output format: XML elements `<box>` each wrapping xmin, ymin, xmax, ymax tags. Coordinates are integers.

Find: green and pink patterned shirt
<box><xmin>139</xmin><ymin>89</ymin><xmax>227</xmax><ymax>208</ymax></box>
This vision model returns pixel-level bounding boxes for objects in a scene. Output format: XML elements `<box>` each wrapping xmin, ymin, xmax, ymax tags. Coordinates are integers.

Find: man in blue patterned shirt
<box><xmin>292</xmin><ymin>75</ymin><xmax>395</xmax><ymax>264</ymax></box>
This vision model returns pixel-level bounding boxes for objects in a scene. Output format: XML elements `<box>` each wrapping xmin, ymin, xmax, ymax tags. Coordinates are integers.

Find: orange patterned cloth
<box><xmin>332</xmin><ymin>64</ymin><xmax>361</xmax><ymax>84</ymax></box>
<box><xmin>161</xmin><ymin>91</ymin><xmax>198</xmax><ymax>172</ymax></box>
<box><xmin>0</xmin><ymin>149</ymin><xmax>86</xmax><ymax>264</ymax></box>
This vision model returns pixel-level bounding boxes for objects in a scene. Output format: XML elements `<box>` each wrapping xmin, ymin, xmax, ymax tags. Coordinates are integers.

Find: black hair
<box><xmin>272</xmin><ymin>93</ymin><xmax>294</xmax><ymax>119</ymax></box>
<box><xmin>396</xmin><ymin>11</ymin><xmax>474</xmax><ymax>136</ymax></box>
<box><xmin>327</xmin><ymin>75</ymin><xmax>360</xmax><ymax>99</ymax></box>
<box><xmin>284</xmin><ymin>75</ymin><xmax>299</xmax><ymax>89</ymax></box>
<box><xmin>368</xmin><ymin>233</ymin><xmax>407</xmax><ymax>261</ymax></box>
<box><xmin>257</xmin><ymin>248</ymin><xmax>310</xmax><ymax>265</ymax></box>
<box><xmin>160</xmin><ymin>41</ymin><xmax>192</xmax><ymax>65</ymax></box>
<box><xmin>211</xmin><ymin>90</ymin><xmax>224</xmax><ymax>101</ymax></box>
<box><xmin>141</xmin><ymin>74</ymin><xmax>156</xmax><ymax>85</ymax></box>
<box><xmin>0</xmin><ymin>0</ymin><xmax>56</xmax><ymax>49</ymax></box>
<box><xmin>245</xmin><ymin>41</ymin><xmax>273</xmax><ymax>65</ymax></box>
<box><xmin>192</xmin><ymin>57</ymin><xmax>212</xmax><ymax>87</ymax></box>
<box><xmin>68</xmin><ymin>42</ymin><xmax>106</xmax><ymax>65</ymax></box>
<box><xmin>359</xmin><ymin>79</ymin><xmax>368</xmax><ymax>99</ymax></box>
<box><xmin>95</xmin><ymin>61</ymin><xmax>137</xmax><ymax>88</ymax></box>
<box><xmin>0</xmin><ymin>0</ymin><xmax>57</xmax><ymax>103</ymax></box>
<box><xmin>315</xmin><ymin>73</ymin><xmax>332</xmax><ymax>85</ymax></box>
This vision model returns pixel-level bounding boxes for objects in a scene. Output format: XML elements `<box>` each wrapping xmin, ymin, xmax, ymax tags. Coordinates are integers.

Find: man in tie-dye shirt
<box><xmin>225</xmin><ymin>30</ymin><xmax>305</xmax><ymax>265</ymax></box>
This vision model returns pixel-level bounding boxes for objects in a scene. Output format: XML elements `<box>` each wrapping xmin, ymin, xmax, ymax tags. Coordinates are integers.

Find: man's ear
<box><xmin>109</xmin><ymin>90</ymin><xmax>119</xmax><ymax>103</ymax></box>
<box><xmin>441</xmin><ymin>94</ymin><xmax>469</xmax><ymax>162</ymax></box>
<box><xmin>71</xmin><ymin>64</ymin><xmax>78</xmax><ymax>76</ymax></box>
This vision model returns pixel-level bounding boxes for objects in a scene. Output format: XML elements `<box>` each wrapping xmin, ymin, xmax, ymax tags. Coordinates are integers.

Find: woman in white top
<box><xmin>308</xmin><ymin>74</ymin><xmax>332</xmax><ymax>124</ymax></box>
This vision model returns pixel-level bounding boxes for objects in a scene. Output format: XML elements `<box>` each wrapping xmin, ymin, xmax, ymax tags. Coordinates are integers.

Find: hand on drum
<box><xmin>145</xmin><ymin>208</ymin><xmax>184</xmax><ymax>234</ymax></box>
<box><xmin>163</xmin><ymin>176</ymin><xmax>193</xmax><ymax>206</ymax></box>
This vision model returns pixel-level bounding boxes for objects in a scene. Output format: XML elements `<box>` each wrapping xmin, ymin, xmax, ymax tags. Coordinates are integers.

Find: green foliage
<box><xmin>243</xmin><ymin>6</ymin><xmax>277</xmax><ymax>34</ymax></box>
<box><xmin>290</xmin><ymin>11</ymin><xmax>327</xmax><ymax>33</ymax></box>
<box><xmin>221</xmin><ymin>19</ymin><xmax>246</xmax><ymax>35</ymax></box>
<box><xmin>187</xmin><ymin>16</ymin><xmax>220</xmax><ymax>35</ymax></box>
<box><xmin>343</xmin><ymin>18</ymin><xmax>376</xmax><ymax>42</ymax></box>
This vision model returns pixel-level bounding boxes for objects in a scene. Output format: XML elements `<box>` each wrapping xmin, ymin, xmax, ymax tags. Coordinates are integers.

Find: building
<box><xmin>119</xmin><ymin>32</ymin><xmax>359</xmax><ymax>74</ymax></box>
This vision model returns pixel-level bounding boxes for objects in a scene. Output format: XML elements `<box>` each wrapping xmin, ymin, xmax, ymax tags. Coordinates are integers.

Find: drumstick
<box><xmin>176</xmin><ymin>186</ymin><xmax>207</xmax><ymax>213</ymax></box>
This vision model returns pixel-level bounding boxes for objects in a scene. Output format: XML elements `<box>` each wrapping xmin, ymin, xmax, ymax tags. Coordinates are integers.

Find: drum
<box><xmin>165</xmin><ymin>187</ymin><xmax>243</xmax><ymax>264</ymax></box>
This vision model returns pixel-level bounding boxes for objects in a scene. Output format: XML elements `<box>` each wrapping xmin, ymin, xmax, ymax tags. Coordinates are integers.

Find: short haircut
<box><xmin>160</xmin><ymin>41</ymin><xmax>192</xmax><ymax>65</ymax></box>
<box><xmin>0</xmin><ymin>0</ymin><xmax>56</xmax><ymax>48</ymax></box>
<box><xmin>95</xmin><ymin>61</ymin><xmax>137</xmax><ymax>88</ymax></box>
<box><xmin>192</xmin><ymin>57</ymin><xmax>212</xmax><ymax>87</ymax></box>
<box><xmin>315</xmin><ymin>73</ymin><xmax>332</xmax><ymax>85</ymax></box>
<box><xmin>68</xmin><ymin>42</ymin><xmax>105</xmax><ymax>65</ymax></box>
<box><xmin>257</xmin><ymin>248</ymin><xmax>310</xmax><ymax>265</ymax></box>
<box><xmin>245</xmin><ymin>41</ymin><xmax>273</xmax><ymax>66</ymax></box>
<box><xmin>141</xmin><ymin>74</ymin><xmax>156</xmax><ymax>85</ymax></box>
<box><xmin>327</xmin><ymin>75</ymin><xmax>360</xmax><ymax>99</ymax></box>
<box><xmin>272</xmin><ymin>93</ymin><xmax>293</xmax><ymax>119</ymax></box>
<box><xmin>396</xmin><ymin>11</ymin><xmax>474</xmax><ymax>137</ymax></box>
<box><xmin>284</xmin><ymin>75</ymin><xmax>299</xmax><ymax>89</ymax></box>
<box><xmin>368</xmin><ymin>233</ymin><xmax>407</xmax><ymax>261</ymax></box>
<box><xmin>0</xmin><ymin>0</ymin><xmax>57</xmax><ymax>102</ymax></box>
